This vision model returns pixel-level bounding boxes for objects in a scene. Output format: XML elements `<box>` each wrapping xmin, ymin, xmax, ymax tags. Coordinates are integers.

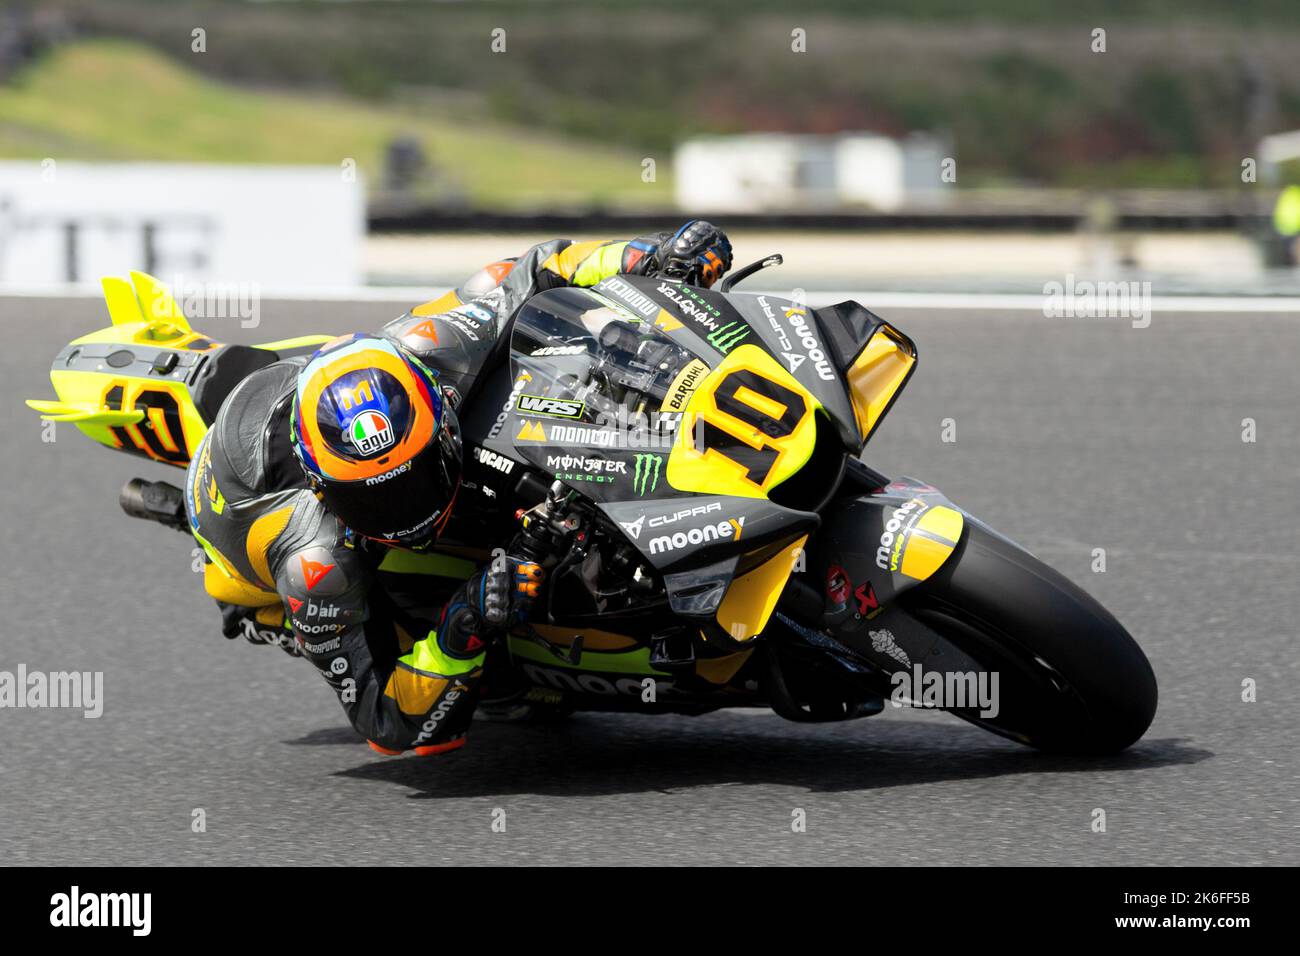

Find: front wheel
<box><xmin>897</xmin><ymin>521</ymin><xmax>1158</xmax><ymax>754</ymax></box>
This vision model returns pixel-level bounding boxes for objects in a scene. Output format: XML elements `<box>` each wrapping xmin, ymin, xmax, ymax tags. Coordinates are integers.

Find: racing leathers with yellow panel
<box><xmin>186</xmin><ymin>224</ymin><xmax>733</xmax><ymax>756</ymax></box>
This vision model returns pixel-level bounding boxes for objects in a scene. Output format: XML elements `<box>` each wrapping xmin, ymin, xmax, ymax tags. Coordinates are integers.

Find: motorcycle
<box><xmin>27</xmin><ymin>262</ymin><xmax>1157</xmax><ymax>754</ymax></box>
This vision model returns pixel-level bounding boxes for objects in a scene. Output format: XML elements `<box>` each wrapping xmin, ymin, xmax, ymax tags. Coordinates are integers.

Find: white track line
<box><xmin>4</xmin><ymin>284</ymin><xmax>1300</xmax><ymax>313</ymax></box>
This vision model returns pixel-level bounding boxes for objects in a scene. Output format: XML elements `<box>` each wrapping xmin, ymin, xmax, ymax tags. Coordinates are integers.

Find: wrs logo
<box><xmin>350</xmin><ymin>410</ymin><xmax>394</xmax><ymax>455</ymax></box>
<box><xmin>632</xmin><ymin>454</ymin><xmax>662</xmax><ymax>496</ymax></box>
<box><xmin>516</xmin><ymin>394</ymin><xmax>584</xmax><ymax>419</ymax></box>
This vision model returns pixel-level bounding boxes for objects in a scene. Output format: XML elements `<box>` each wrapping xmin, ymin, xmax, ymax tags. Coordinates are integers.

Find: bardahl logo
<box><xmin>661</xmin><ymin>359</ymin><xmax>709</xmax><ymax>412</ymax></box>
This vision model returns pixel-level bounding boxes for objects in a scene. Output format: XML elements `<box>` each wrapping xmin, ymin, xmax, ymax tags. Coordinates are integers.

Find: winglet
<box><xmin>129</xmin><ymin>271</ymin><xmax>191</xmax><ymax>332</ymax></box>
<box><xmin>101</xmin><ymin>276</ymin><xmax>145</xmax><ymax>327</ymax></box>
<box><xmin>25</xmin><ymin>399</ymin><xmax>145</xmax><ymax>426</ymax></box>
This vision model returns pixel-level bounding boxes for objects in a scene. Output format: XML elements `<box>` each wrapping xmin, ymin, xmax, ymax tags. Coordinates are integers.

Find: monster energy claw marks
<box><xmin>706</xmin><ymin>321</ymin><xmax>749</xmax><ymax>353</ymax></box>
<box><xmin>633</xmin><ymin>453</ymin><xmax>662</xmax><ymax>496</ymax></box>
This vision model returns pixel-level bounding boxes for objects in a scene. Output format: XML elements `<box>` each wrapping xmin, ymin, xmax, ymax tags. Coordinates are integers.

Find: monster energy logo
<box><xmin>706</xmin><ymin>321</ymin><xmax>749</xmax><ymax>353</ymax></box>
<box><xmin>633</xmin><ymin>454</ymin><xmax>662</xmax><ymax>496</ymax></box>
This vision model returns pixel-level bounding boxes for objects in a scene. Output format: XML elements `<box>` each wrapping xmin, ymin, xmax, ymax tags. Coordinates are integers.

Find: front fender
<box><xmin>805</xmin><ymin>477</ymin><xmax>965</xmax><ymax>631</ymax></box>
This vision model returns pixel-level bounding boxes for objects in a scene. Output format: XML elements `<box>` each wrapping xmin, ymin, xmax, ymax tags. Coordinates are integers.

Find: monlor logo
<box><xmin>648</xmin><ymin>516</ymin><xmax>744</xmax><ymax>555</ymax></box>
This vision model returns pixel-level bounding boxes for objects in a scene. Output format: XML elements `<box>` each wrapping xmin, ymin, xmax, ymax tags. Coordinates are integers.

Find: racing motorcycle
<box><xmin>27</xmin><ymin>263</ymin><xmax>1157</xmax><ymax>754</ymax></box>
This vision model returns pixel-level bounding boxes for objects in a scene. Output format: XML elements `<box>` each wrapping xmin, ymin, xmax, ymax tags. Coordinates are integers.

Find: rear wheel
<box><xmin>897</xmin><ymin>521</ymin><xmax>1157</xmax><ymax>754</ymax></box>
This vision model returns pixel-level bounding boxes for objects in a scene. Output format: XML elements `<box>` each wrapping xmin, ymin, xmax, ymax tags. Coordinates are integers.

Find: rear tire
<box><xmin>899</xmin><ymin>521</ymin><xmax>1157</xmax><ymax>754</ymax></box>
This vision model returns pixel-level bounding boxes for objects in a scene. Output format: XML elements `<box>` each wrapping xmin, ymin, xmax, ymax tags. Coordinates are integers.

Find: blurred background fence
<box><xmin>4</xmin><ymin>0</ymin><xmax>1300</xmax><ymax>292</ymax></box>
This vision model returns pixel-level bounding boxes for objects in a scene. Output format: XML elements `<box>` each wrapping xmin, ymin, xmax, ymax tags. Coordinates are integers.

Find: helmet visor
<box><xmin>321</xmin><ymin>418</ymin><xmax>462</xmax><ymax>549</ymax></box>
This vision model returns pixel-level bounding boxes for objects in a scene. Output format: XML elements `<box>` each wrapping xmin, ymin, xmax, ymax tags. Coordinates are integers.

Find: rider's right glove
<box><xmin>439</xmin><ymin>555</ymin><xmax>545</xmax><ymax>656</ymax></box>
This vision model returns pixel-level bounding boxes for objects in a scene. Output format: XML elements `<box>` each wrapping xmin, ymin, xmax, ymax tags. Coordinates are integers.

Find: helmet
<box><xmin>291</xmin><ymin>334</ymin><xmax>462</xmax><ymax>550</ymax></box>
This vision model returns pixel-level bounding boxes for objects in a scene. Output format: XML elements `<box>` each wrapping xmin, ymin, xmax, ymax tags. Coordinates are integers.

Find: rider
<box><xmin>185</xmin><ymin>221</ymin><xmax>733</xmax><ymax>756</ymax></box>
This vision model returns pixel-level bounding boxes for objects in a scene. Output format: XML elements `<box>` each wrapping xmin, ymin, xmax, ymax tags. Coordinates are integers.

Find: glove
<box><xmin>655</xmin><ymin>220</ymin><xmax>732</xmax><ymax>288</ymax></box>
<box><xmin>439</xmin><ymin>555</ymin><xmax>545</xmax><ymax>658</ymax></box>
<box><xmin>218</xmin><ymin>601</ymin><xmax>302</xmax><ymax>657</ymax></box>
<box><xmin>481</xmin><ymin>554</ymin><xmax>545</xmax><ymax>626</ymax></box>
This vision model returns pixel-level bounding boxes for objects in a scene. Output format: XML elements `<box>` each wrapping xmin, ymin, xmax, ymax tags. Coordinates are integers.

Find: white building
<box><xmin>0</xmin><ymin>162</ymin><xmax>365</xmax><ymax>289</ymax></box>
<box><xmin>673</xmin><ymin>132</ymin><xmax>950</xmax><ymax>213</ymax></box>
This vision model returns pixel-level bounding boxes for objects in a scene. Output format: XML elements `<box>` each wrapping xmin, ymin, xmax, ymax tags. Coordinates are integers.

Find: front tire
<box><xmin>899</xmin><ymin>521</ymin><xmax>1158</xmax><ymax>754</ymax></box>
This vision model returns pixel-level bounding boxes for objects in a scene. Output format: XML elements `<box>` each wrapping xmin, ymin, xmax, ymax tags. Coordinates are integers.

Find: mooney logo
<box><xmin>516</xmin><ymin>394</ymin><xmax>585</xmax><ymax>419</ymax></box>
<box><xmin>414</xmin><ymin>679</ymin><xmax>471</xmax><ymax>743</ymax></box>
<box><xmin>877</xmin><ymin>499</ymin><xmax>925</xmax><ymax>571</ymax></box>
<box><xmin>648</xmin><ymin>516</ymin><xmax>744</xmax><ymax>555</ymax></box>
<box><xmin>488</xmin><ymin>372</ymin><xmax>532</xmax><ymax>439</ymax></box>
<box><xmin>633</xmin><ymin>454</ymin><xmax>662</xmax><ymax>496</ymax></box>
<box><xmin>364</xmin><ymin>460</ymin><xmax>412</xmax><ymax>485</ymax></box>
<box><xmin>785</xmin><ymin>307</ymin><xmax>836</xmax><ymax>381</ymax></box>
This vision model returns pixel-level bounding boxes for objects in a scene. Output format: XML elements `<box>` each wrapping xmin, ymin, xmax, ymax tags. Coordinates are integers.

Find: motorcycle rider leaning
<box><xmin>185</xmin><ymin>221</ymin><xmax>733</xmax><ymax>756</ymax></box>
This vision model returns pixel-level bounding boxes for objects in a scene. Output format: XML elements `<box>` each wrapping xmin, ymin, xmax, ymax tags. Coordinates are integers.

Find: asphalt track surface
<box><xmin>2</xmin><ymin>294</ymin><xmax>1297</xmax><ymax>866</ymax></box>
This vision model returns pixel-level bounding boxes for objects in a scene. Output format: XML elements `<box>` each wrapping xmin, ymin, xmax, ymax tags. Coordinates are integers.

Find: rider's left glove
<box><xmin>655</xmin><ymin>220</ymin><xmax>733</xmax><ymax>288</ymax></box>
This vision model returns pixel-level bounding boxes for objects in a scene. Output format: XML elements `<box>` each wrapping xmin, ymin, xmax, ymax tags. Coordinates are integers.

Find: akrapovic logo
<box><xmin>648</xmin><ymin>515</ymin><xmax>744</xmax><ymax>555</ymax></box>
<box><xmin>516</xmin><ymin>394</ymin><xmax>585</xmax><ymax>419</ymax></box>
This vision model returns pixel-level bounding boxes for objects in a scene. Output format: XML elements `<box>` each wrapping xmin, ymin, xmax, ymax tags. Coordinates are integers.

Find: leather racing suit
<box><xmin>185</xmin><ymin>233</ymin><xmax>686</xmax><ymax>756</ymax></box>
